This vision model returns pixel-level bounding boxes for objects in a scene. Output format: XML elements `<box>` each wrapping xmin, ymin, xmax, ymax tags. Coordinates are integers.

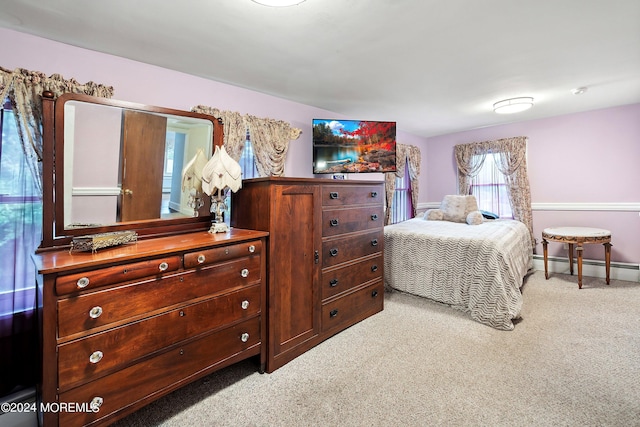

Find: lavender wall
<box><xmin>424</xmin><ymin>104</ymin><xmax>640</xmax><ymax>265</ymax></box>
<box><xmin>1</xmin><ymin>28</ymin><xmax>425</xmax><ymax>181</ymax></box>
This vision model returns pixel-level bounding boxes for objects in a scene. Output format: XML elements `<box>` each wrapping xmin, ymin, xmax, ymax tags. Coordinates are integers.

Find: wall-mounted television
<box><xmin>312</xmin><ymin>119</ymin><xmax>396</xmax><ymax>174</ymax></box>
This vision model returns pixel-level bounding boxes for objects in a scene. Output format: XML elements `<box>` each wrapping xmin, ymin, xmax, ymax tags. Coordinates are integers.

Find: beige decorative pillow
<box><xmin>466</xmin><ymin>210</ymin><xmax>484</xmax><ymax>225</ymax></box>
<box><xmin>440</xmin><ymin>195</ymin><xmax>473</xmax><ymax>223</ymax></box>
<box><xmin>424</xmin><ymin>209</ymin><xmax>444</xmax><ymax>221</ymax></box>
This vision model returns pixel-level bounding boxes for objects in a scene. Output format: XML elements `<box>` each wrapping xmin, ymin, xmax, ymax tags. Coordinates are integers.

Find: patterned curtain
<box><xmin>454</xmin><ymin>136</ymin><xmax>534</xmax><ymax>250</ymax></box>
<box><xmin>385</xmin><ymin>143</ymin><xmax>421</xmax><ymax>225</ymax></box>
<box><xmin>191</xmin><ymin>105</ymin><xmax>301</xmax><ymax>177</ymax></box>
<box><xmin>0</xmin><ymin>67</ymin><xmax>114</xmax><ymax>194</ymax></box>
<box><xmin>0</xmin><ymin>66</ymin><xmax>113</xmax><ymax>398</ymax></box>
<box><xmin>190</xmin><ymin>106</ymin><xmax>246</xmax><ymax>161</ymax></box>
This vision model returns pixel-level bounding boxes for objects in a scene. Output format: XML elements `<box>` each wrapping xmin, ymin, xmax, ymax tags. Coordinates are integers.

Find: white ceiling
<box><xmin>1</xmin><ymin>0</ymin><xmax>639</xmax><ymax>137</ymax></box>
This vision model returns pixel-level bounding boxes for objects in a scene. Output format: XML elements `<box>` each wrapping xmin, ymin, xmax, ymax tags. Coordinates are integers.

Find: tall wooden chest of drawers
<box><xmin>231</xmin><ymin>177</ymin><xmax>384</xmax><ymax>372</ymax></box>
<box><xmin>32</xmin><ymin>229</ymin><xmax>267</xmax><ymax>427</ymax></box>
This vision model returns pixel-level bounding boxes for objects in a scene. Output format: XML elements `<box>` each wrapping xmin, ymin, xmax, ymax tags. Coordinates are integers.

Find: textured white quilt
<box><xmin>384</xmin><ymin>218</ymin><xmax>533</xmax><ymax>330</ymax></box>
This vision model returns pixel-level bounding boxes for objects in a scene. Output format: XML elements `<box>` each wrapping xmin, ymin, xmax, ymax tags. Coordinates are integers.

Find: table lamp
<box><xmin>201</xmin><ymin>145</ymin><xmax>242</xmax><ymax>233</ymax></box>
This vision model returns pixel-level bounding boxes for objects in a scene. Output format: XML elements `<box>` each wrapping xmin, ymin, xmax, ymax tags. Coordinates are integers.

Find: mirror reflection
<box><xmin>62</xmin><ymin>100</ymin><xmax>214</xmax><ymax>230</ymax></box>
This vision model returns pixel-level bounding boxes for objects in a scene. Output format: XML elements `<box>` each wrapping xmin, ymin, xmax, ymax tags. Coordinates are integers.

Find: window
<box><xmin>391</xmin><ymin>164</ymin><xmax>412</xmax><ymax>224</ymax></box>
<box><xmin>239</xmin><ymin>131</ymin><xmax>259</xmax><ymax>179</ymax></box>
<box><xmin>469</xmin><ymin>152</ymin><xmax>513</xmax><ymax>218</ymax></box>
<box><xmin>0</xmin><ymin>101</ymin><xmax>42</xmax><ymax>319</ymax></box>
<box><xmin>225</xmin><ymin>131</ymin><xmax>258</xmax><ymax>226</ymax></box>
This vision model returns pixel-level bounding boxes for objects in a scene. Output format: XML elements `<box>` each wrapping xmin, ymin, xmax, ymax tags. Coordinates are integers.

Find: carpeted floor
<box><xmin>113</xmin><ymin>271</ymin><xmax>640</xmax><ymax>427</ymax></box>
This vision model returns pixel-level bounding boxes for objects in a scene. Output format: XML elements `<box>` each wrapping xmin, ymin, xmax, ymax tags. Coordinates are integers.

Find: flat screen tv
<box><xmin>312</xmin><ymin>119</ymin><xmax>396</xmax><ymax>174</ymax></box>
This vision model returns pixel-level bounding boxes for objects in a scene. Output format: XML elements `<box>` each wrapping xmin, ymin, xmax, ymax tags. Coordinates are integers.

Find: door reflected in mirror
<box><xmin>62</xmin><ymin>100</ymin><xmax>214</xmax><ymax>230</ymax></box>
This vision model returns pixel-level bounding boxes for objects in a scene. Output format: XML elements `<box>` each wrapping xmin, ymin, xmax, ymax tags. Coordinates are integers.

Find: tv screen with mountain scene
<box><xmin>312</xmin><ymin>119</ymin><xmax>396</xmax><ymax>174</ymax></box>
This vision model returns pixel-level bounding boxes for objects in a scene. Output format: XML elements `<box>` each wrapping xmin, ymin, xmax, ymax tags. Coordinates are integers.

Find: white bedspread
<box><xmin>384</xmin><ymin>218</ymin><xmax>533</xmax><ymax>330</ymax></box>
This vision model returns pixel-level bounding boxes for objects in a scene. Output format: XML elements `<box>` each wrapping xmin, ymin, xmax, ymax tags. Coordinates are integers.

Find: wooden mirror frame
<box><xmin>40</xmin><ymin>91</ymin><xmax>223</xmax><ymax>250</ymax></box>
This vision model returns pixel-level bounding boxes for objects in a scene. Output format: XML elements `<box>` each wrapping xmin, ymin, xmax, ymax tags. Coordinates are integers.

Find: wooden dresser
<box><xmin>32</xmin><ymin>229</ymin><xmax>267</xmax><ymax>427</ymax></box>
<box><xmin>231</xmin><ymin>177</ymin><xmax>384</xmax><ymax>372</ymax></box>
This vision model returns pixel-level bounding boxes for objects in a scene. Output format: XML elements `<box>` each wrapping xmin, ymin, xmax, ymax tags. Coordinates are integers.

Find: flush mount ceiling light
<box><xmin>251</xmin><ymin>0</ymin><xmax>306</xmax><ymax>6</ymax></box>
<box><xmin>493</xmin><ymin>97</ymin><xmax>534</xmax><ymax>114</ymax></box>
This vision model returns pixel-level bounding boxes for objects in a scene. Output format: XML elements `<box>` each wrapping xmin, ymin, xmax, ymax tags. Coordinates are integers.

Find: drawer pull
<box><xmin>241</xmin><ymin>300</ymin><xmax>250</xmax><ymax>310</ymax></box>
<box><xmin>241</xmin><ymin>268</ymin><xmax>249</xmax><ymax>278</ymax></box>
<box><xmin>197</xmin><ymin>254</ymin><xmax>206</xmax><ymax>264</ymax></box>
<box><xmin>240</xmin><ymin>333</ymin><xmax>249</xmax><ymax>343</ymax></box>
<box><xmin>159</xmin><ymin>262</ymin><xmax>169</xmax><ymax>272</ymax></box>
<box><xmin>179</xmin><ymin>310</ymin><xmax>185</xmax><ymax>317</ymax></box>
<box><xmin>329</xmin><ymin>279</ymin><xmax>339</xmax><ymax>288</ymax></box>
<box><xmin>329</xmin><ymin>192</ymin><xmax>339</xmax><ymax>199</ymax></box>
<box><xmin>371</xmin><ymin>191</ymin><xmax>378</xmax><ymax>198</ymax></box>
<box><xmin>89</xmin><ymin>351</ymin><xmax>103</xmax><ymax>364</ymax></box>
<box><xmin>372</xmin><ymin>290</ymin><xmax>379</xmax><ymax>298</ymax></box>
<box><xmin>89</xmin><ymin>306</ymin><xmax>103</xmax><ymax>319</ymax></box>
<box><xmin>329</xmin><ymin>309</ymin><xmax>339</xmax><ymax>318</ymax></box>
<box><xmin>329</xmin><ymin>218</ymin><xmax>339</xmax><ymax>227</ymax></box>
<box><xmin>248</xmin><ymin>245</ymin><xmax>256</xmax><ymax>253</ymax></box>
<box><xmin>371</xmin><ymin>214</ymin><xmax>379</xmax><ymax>221</ymax></box>
<box><xmin>329</xmin><ymin>248</ymin><xmax>339</xmax><ymax>257</ymax></box>
<box><xmin>90</xmin><ymin>397</ymin><xmax>103</xmax><ymax>411</ymax></box>
<box><xmin>76</xmin><ymin>277</ymin><xmax>90</xmax><ymax>288</ymax></box>
<box><xmin>371</xmin><ymin>265</ymin><xmax>378</xmax><ymax>272</ymax></box>
<box><xmin>371</xmin><ymin>239</ymin><xmax>378</xmax><ymax>247</ymax></box>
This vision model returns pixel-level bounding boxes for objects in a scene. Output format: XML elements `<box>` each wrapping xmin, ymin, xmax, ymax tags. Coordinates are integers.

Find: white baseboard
<box><xmin>532</xmin><ymin>255</ymin><xmax>640</xmax><ymax>283</ymax></box>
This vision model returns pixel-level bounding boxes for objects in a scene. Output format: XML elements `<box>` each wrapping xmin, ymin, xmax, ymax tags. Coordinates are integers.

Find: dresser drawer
<box><xmin>184</xmin><ymin>240</ymin><xmax>262</xmax><ymax>268</ymax></box>
<box><xmin>57</xmin><ymin>284</ymin><xmax>261</xmax><ymax>391</ymax></box>
<box><xmin>321</xmin><ymin>281</ymin><xmax>383</xmax><ymax>334</ymax></box>
<box><xmin>321</xmin><ymin>254</ymin><xmax>382</xmax><ymax>301</ymax></box>
<box><xmin>322</xmin><ymin>184</ymin><xmax>382</xmax><ymax>207</ymax></box>
<box><xmin>55</xmin><ymin>256</ymin><xmax>181</xmax><ymax>295</ymax></box>
<box><xmin>322</xmin><ymin>229</ymin><xmax>383</xmax><ymax>268</ymax></box>
<box><xmin>58</xmin><ymin>255</ymin><xmax>262</xmax><ymax>339</ymax></box>
<box><xmin>322</xmin><ymin>206</ymin><xmax>384</xmax><ymax>237</ymax></box>
<box><xmin>58</xmin><ymin>317</ymin><xmax>261</xmax><ymax>427</ymax></box>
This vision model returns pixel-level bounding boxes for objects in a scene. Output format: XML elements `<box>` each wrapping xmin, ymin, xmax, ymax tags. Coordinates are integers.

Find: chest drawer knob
<box><xmin>240</xmin><ymin>333</ymin><xmax>250</xmax><ymax>343</ymax></box>
<box><xmin>329</xmin><ymin>248</ymin><xmax>338</xmax><ymax>257</ymax></box>
<box><xmin>241</xmin><ymin>300</ymin><xmax>250</xmax><ymax>310</ymax></box>
<box><xmin>197</xmin><ymin>254</ymin><xmax>206</xmax><ymax>264</ymax></box>
<box><xmin>329</xmin><ymin>279</ymin><xmax>339</xmax><ymax>287</ymax></box>
<box><xmin>372</xmin><ymin>290</ymin><xmax>379</xmax><ymax>298</ymax></box>
<box><xmin>329</xmin><ymin>192</ymin><xmax>339</xmax><ymax>199</ymax></box>
<box><xmin>89</xmin><ymin>351</ymin><xmax>103</xmax><ymax>364</ymax></box>
<box><xmin>241</xmin><ymin>268</ymin><xmax>249</xmax><ymax>278</ymax></box>
<box><xmin>371</xmin><ymin>239</ymin><xmax>378</xmax><ymax>247</ymax></box>
<box><xmin>158</xmin><ymin>262</ymin><xmax>169</xmax><ymax>272</ymax></box>
<box><xmin>330</xmin><ymin>309</ymin><xmax>339</xmax><ymax>318</ymax></box>
<box><xmin>371</xmin><ymin>214</ymin><xmax>379</xmax><ymax>221</ymax></box>
<box><xmin>90</xmin><ymin>397</ymin><xmax>103</xmax><ymax>411</ymax></box>
<box><xmin>89</xmin><ymin>306</ymin><xmax>103</xmax><ymax>319</ymax></box>
<box><xmin>249</xmin><ymin>245</ymin><xmax>256</xmax><ymax>253</ymax></box>
<box><xmin>76</xmin><ymin>277</ymin><xmax>90</xmax><ymax>289</ymax></box>
<box><xmin>371</xmin><ymin>265</ymin><xmax>378</xmax><ymax>272</ymax></box>
<box><xmin>329</xmin><ymin>219</ymin><xmax>339</xmax><ymax>227</ymax></box>
<box><xmin>371</xmin><ymin>191</ymin><xmax>378</xmax><ymax>198</ymax></box>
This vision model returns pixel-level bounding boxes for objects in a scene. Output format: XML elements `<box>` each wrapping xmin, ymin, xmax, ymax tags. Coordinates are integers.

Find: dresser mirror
<box><xmin>41</xmin><ymin>92</ymin><xmax>222</xmax><ymax>248</ymax></box>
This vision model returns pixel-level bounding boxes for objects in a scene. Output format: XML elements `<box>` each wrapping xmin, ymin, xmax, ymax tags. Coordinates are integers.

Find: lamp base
<box><xmin>208</xmin><ymin>222</ymin><xmax>229</xmax><ymax>234</ymax></box>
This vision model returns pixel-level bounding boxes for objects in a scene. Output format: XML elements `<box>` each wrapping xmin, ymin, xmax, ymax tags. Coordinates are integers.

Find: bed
<box><xmin>384</xmin><ymin>217</ymin><xmax>533</xmax><ymax>330</ymax></box>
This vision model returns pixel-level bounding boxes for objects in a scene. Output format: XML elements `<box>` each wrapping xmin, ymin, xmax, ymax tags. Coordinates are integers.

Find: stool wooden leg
<box><xmin>604</xmin><ymin>242</ymin><xmax>612</xmax><ymax>285</ymax></box>
<box><xmin>542</xmin><ymin>239</ymin><xmax>549</xmax><ymax>279</ymax></box>
<box><xmin>568</xmin><ymin>243</ymin><xmax>574</xmax><ymax>276</ymax></box>
<box><xmin>576</xmin><ymin>244</ymin><xmax>583</xmax><ymax>289</ymax></box>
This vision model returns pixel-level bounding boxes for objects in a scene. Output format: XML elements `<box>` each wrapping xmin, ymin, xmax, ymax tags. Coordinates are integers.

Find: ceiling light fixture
<box><xmin>493</xmin><ymin>97</ymin><xmax>534</xmax><ymax>114</ymax></box>
<box><xmin>251</xmin><ymin>0</ymin><xmax>306</xmax><ymax>6</ymax></box>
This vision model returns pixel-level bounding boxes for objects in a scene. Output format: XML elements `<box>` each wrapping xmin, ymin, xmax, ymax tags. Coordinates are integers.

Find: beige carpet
<box><xmin>114</xmin><ymin>271</ymin><xmax>640</xmax><ymax>427</ymax></box>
